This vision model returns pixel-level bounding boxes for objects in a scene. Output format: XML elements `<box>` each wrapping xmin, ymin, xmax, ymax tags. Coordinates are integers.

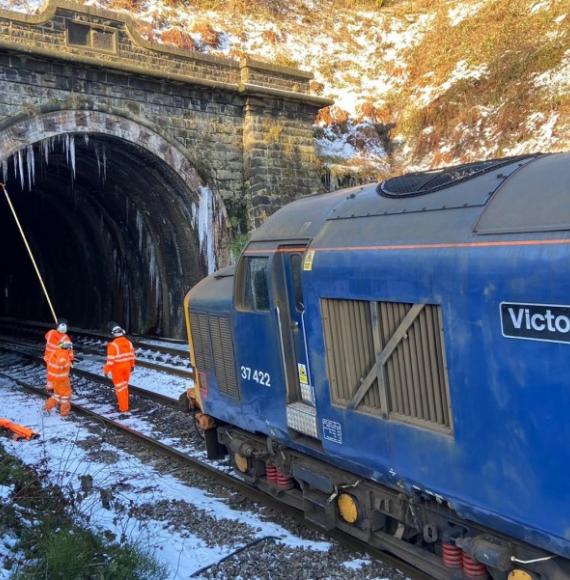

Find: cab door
<box><xmin>232</xmin><ymin>245</ymin><xmax>285</xmax><ymax>435</ymax></box>
<box><xmin>274</xmin><ymin>245</ymin><xmax>320</xmax><ymax>440</ymax></box>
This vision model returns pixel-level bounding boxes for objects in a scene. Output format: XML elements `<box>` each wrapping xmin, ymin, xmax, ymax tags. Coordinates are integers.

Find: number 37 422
<box><xmin>240</xmin><ymin>366</ymin><xmax>271</xmax><ymax>387</ymax></box>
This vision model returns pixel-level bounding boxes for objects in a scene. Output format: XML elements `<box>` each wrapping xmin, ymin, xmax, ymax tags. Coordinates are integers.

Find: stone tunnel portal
<box><xmin>0</xmin><ymin>113</ymin><xmax>221</xmax><ymax>339</ymax></box>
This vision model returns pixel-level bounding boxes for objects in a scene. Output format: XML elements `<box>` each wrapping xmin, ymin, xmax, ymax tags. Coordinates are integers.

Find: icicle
<box><xmin>26</xmin><ymin>145</ymin><xmax>35</xmax><ymax>191</ymax></box>
<box><xmin>95</xmin><ymin>145</ymin><xmax>101</xmax><ymax>179</ymax></box>
<box><xmin>69</xmin><ymin>135</ymin><xmax>76</xmax><ymax>180</ymax></box>
<box><xmin>136</xmin><ymin>211</ymin><xmax>143</xmax><ymax>252</ymax></box>
<box><xmin>17</xmin><ymin>150</ymin><xmax>24</xmax><ymax>190</ymax></box>
<box><xmin>193</xmin><ymin>185</ymin><xmax>217</xmax><ymax>274</ymax></box>
<box><xmin>1</xmin><ymin>159</ymin><xmax>7</xmax><ymax>183</ymax></box>
<box><xmin>83</xmin><ymin>134</ymin><xmax>89</xmax><ymax>146</ymax></box>
<box><xmin>41</xmin><ymin>139</ymin><xmax>49</xmax><ymax>165</ymax></box>
<box><xmin>102</xmin><ymin>145</ymin><xmax>107</xmax><ymax>182</ymax></box>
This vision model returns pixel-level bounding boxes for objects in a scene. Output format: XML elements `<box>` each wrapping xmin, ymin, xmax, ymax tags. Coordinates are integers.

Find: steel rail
<box><xmin>0</xmin><ymin>327</ymin><xmax>194</xmax><ymax>379</ymax></box>
<box><xmin>0</xmin><ymin>344</ymin><xmax>180</xmax><ymax>409</ymax></box>
<box><xmin>0</xmin><ymin>319</ymin><xmax>191</xmax><ymax>361</ymax></box>
<box><xmin>0</xmin><ymin>358</ymin><xmax>434</xmax><ymax>580</ymax></box>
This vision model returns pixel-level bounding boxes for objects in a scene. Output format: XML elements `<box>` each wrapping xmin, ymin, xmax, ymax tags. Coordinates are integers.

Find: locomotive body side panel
<box><xmin>304</xmin><ymin>236</ymin><xmax>570</xmax><ymax>557</ymax></box>
<box><xmin>187</xmin><ymin>152</ymin><xmax>570</xmax><ymax>562</ymax></box>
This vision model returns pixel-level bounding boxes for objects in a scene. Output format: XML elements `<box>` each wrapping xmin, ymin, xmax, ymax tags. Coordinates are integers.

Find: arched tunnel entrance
<box><xmin>0</xmin><ymin>111</ymin><xmax>226</xmax><ymax>338</ymax></box>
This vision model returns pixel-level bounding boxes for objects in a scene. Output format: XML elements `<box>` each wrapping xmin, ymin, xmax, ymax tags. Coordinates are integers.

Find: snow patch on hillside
<box><xmin>530</xmin><ymin>0</ymin><xmax>552</xmax><ymax>14</ymax></box>
<box><xmin>506</xmin><ymin>112</ymin><xmax>560</xmax><ymax>156</ymax></box>
<box><xmin>448</xmin><ymin>1</ymin><xmax>487</xmax><ymax>26</ymax></box>
<box><xmin>0</xmin><ymin>0</ymin><xmax>44</xmax><ymax>12</ymax></box>
<box><xmin>534</xmin><ymin>50</ymin><xmax>570</xmax><ymax>95</ymax></box>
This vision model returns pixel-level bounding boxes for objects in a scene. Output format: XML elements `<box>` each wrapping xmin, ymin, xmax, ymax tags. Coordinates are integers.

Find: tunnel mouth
<box><xmin>0</xmin><ymin>127</ymin><xmax>215</xmax><ymax>339</ymax></box>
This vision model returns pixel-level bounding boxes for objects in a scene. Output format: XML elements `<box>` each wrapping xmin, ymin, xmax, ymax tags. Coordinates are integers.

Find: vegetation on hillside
<box><xmin>96</xmin><ymin>0</ymin><xmax>568</xmax><ymax>180</ymax></box>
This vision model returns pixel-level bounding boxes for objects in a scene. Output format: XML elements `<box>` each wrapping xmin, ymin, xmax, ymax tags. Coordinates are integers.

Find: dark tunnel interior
<box><xmin>0</xmin><ymin>134</ymin><xmax>208</xmax><ymax>338</ymax></box>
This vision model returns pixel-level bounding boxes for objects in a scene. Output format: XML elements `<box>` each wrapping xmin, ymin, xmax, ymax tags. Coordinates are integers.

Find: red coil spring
<box><xmin>442</xmin><ymin>543</ymin><xmax>463</xmax><ymax>569</ymax></box>
<box><xmin>275</xmin><ymin>468</ymin><xmax>293</xmax><ymax>488</ymax></box>
<box><xmin>265</xmin><ymin>464</ymin><xmax>278</xmax><ymax>483</ymax></box>
<box><xmin>463</xmin><ymin>553</ymin><xmax>487</xmax><ymax>578</ymax></box>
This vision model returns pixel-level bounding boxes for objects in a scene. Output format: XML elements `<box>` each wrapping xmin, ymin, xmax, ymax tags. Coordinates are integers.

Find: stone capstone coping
<box><xmin>0</xmin><ymin>0</ymin><xmax>332</xmax><ymax>106</ymax></box>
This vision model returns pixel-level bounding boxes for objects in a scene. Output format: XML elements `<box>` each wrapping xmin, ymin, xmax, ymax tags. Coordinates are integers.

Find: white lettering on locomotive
<box><xmin>508</xmin><ymin>307</ymin><xmax>570</xmax><ymax>333</ymax></box>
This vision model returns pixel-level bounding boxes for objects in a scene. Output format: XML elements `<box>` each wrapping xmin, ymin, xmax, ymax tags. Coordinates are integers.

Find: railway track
<box><xmin>0</xmin><ymin>347</ymin><xmax>434</xmax><ymax>580</ymax></box>
<box><xmin>0</xmin><ymin>342</ymin><xmax>179</xmax><ymax>408</ymax></box>
<box><xmin>0</xmin><ymin>319</ymin><xmax>194</xmax><ymax>379</ymax></box>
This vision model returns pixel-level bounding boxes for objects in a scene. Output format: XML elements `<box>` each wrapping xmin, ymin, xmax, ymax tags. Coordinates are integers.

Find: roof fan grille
<box><xmin>379</xmin><ymin>155</ymin><xmax>536</xmax><ymax>198</ymax></box>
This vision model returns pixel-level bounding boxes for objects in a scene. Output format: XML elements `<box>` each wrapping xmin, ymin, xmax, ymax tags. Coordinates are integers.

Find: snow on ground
<box><xmin>0</xmin><ymin>484</ymin><xmax>11</xmax><ymax>500</ymax></box>
<box><xmin>343</xmin><ymin>557</ymin><xmax>372</xmax><ymax>570</ymax></box>
<box><xmin>133</xmin><ymin>338</ymin><xmax>189</xmax><ymax>355</ymax></box>
<box><xmin>0</xmin><ymin>376</ymin><xmax>331</xmax><ymax>578</ymax></box>
<box><xmin>0</xmin><ymin>534</ymin><xmax>18</xmax><ymax>580</ymax></box>
<box><xmin>75</xmin><ymin>352</ymin><xmax>192</xmax><ymax>400</ymax></box>
<box><xmin>0</xmin><ymin>335</ymin><xmax>191</xmax><ymax>400</ymax></box>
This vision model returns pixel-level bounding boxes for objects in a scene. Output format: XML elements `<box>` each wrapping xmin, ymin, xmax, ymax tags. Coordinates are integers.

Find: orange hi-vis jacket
<box><xmin>46</xmin><ymin>349</ymin><xmax>73</xmax><ymax>384</ymax></box>
<box><xmin>103</xmin><ymin>337</ymin><xmax>135</xmax><ymax>375</ymax></box>
<box><xmin>44</xmin><ymin>329</ymin><xmax>74</xmax><ymax>363</ymax></box>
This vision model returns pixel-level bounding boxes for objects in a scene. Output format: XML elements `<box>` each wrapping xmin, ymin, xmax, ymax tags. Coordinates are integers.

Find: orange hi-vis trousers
<box><xmin>104</xmin><ymin>336</ymin><xmax>135</xmax><ymax>413</ymax></box>
<box><xmin>110</xmin><ymin>364</ymin><xmax>131</xmax><ymax>412</ymax></box>
<box><xmin>44</xmin><ymin>378</ymin><xmax>72</xmax><ymax>417</ymax></box>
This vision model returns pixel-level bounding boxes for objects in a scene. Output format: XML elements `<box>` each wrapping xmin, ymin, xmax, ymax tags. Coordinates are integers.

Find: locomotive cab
<box><xmin>187</xmin><ymin>244</ymin><xmax>326</xmax><ymax>441</ymax></box>
<box><xmin>233</xmin><ymin>243</ymin><xmax>321</xmax><ymax>442</ymax></box>
<box><xmin>185</xmin><ymin>186</ymin><xmax>347</xmax><ymax>444</ymax></box>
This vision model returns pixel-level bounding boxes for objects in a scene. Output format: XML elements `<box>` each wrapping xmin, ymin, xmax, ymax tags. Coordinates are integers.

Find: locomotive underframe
<box><xmin>216</xmin><ymin>424</ymin><xmax>570</xmax><ymax>580</ymax></box>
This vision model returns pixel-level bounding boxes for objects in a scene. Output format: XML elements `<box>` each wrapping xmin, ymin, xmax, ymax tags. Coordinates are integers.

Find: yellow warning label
<box><xmin>298</xmin><ymin>363</ymin><xmax>308</xmax><ymax>385</ymax></box>
<box><xmin>303</xmin><ymin>250</ymin><xmax>316</xmax><ymax>271</ymax></box>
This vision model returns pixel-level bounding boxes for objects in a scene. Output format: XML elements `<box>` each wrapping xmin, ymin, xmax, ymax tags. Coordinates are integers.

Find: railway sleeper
<box><xmin>214</xmin><ymin>424</ymin><xmax>570</xmax><ymax>580</ymax></box>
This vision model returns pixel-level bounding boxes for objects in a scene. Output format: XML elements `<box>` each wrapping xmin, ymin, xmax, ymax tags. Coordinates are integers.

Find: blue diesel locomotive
<box><xmin>184</xmin><ymin>153</ymin><xmax>570</xmax><ymax>579</ymax></box>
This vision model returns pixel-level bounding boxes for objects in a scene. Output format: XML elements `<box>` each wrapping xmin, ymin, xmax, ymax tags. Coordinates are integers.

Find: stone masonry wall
<box><xmin>0</xmin><ymin>50</ymin><xmax>245</xmax><ymax>202</ymax></box>
<box><xmin>0</xmin><ymin>0</ymin><xmax>331</xmax><ymax>233</ymax></box>
<box><xmin>244</xmin><ymin>96</ymin><xmax>323</xmax><ymax>226</ymax></box>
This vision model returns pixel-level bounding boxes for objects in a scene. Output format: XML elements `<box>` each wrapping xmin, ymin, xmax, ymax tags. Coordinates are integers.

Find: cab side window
<box><xmin>239</xmin><ymin>257</ymin><xmax>270</xmax><ymax>311</ymax></box>
<box><xmin>290</xmin><ymin>254</ymin><xmax>304</xmax><ymax>311</ymax></box>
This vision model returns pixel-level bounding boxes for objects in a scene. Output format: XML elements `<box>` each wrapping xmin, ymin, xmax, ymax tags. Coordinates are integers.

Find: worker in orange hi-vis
<box><xmin>44</xmin><ymin>319</ymin><xmax>73</xmax><ymax>392</ymax></box>
<box><xmin>43</xmin><ymin>341</ymin><xmax>73</xmax><ymax>417</ymax></box>
<box><xmin>103</xmin><ymin>323</ymin><xmax>135</xmax><ymax>414</ymax></box>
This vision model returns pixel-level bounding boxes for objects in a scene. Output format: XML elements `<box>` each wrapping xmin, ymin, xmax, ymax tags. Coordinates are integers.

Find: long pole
<box><xmin>1</xmin><ymin>183</ymin><xmax>58</xmax><ymax>324</ymax></box>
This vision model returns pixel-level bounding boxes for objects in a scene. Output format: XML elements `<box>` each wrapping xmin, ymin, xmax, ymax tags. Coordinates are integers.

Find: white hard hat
<box><xmin>111</xmin><ymin>325</ymin><xmax>125</xmax><ymax>337</ymax></box>
<box><xmin>57</xmin><ymin>320</ymin><xmax>68</xmax><ymax>333</ymax></box>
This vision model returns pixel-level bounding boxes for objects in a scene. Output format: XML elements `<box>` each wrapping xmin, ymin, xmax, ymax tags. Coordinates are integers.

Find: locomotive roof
<box><xmin>249</xmin><ymin>152</ymin><xmax>570</xmax><ymax>247</ymax></box>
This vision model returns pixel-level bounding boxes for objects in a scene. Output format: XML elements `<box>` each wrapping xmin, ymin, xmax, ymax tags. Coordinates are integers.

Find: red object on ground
<box><xmin>0</xmin><ymin>418</ymin><xmax>39</xmax><ymax>440</ymax></box>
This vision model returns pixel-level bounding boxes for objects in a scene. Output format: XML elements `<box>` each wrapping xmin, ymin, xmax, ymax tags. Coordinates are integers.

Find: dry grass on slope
<box><xmin>388</xmin><ymin>0</ymin><xmax>569</xmax><ymax>164</ymax></box>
